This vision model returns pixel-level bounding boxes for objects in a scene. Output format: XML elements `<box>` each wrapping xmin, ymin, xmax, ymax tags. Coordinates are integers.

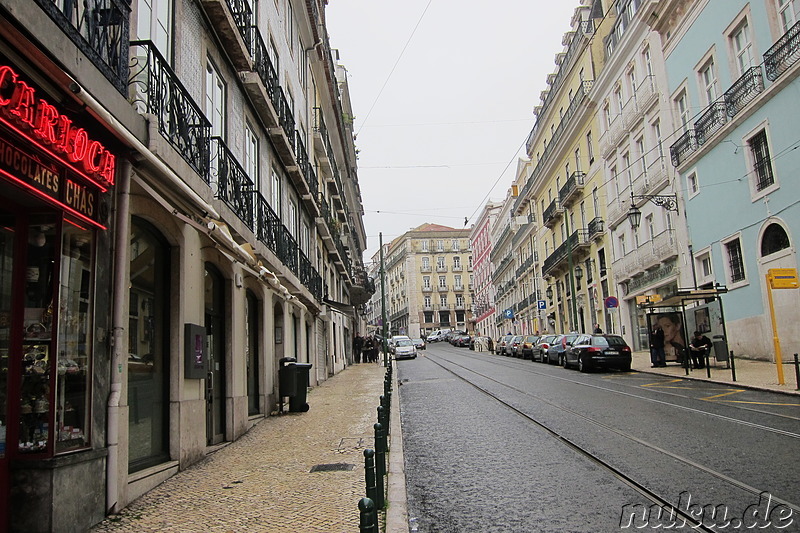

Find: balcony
<box><xmin>453</xmin><ymin>285</ymin><xmax>466</xmax><ymax>292</ymax></box>
<box><xmin>724</xmin><ymin>66</ymin><xmax>764</xmax><ymax>118</ymax></box>
<box><xmin>350</xmin><ymin>268</ymin><xmax>376</xmax><ymax>306</ymax></box>
<box><xmin>436</xmin><ymin>265</ymin><xmax>448</xmax><ymax>273</ymax></box>
<box><xmin>587</xmin><ymin>217</ymin><xmax>604</xmax><ymax>241</ymax></box>
<box><xmin>130</xmin><ymin>41</ymin><xmax>210</xmax><ymax>178</ymax></box>
<box><xmin>452</xmin><ymin>265</ymin><xmax>464</xmax><ymax>272</ymax></box>
<box><xmin>35</xmin><ymin>0</ymin><xmax>131</xmax><ymax>94</ymax></box>
<box><xmin>210</xmin><ymin>137</ymin><xmax>255</xmax><ymax>231</ymax></box>
<box><xmin>422</xmin><ymin>286</ymin><xmax>433</xmax><ymax>293</ymax></box>
<box><xmin>420</xmin><ymin>265</ymin><xmax>432</xmax><ymax>273</ymax></box>
<box><xmin>241</xmin><ymin>31</ymin><xmax>295</xmax><ymax>165</ymax></box>
<box><xmin>542</xmin><ymin>198</ymin><xmax>562</xmax><ymax>228</ymax></box>
<box><xmin>559</xmin><ymin>171</ymin><xmax>585</xmax><ymax>207</ymax></box>
<box><xmin>670</xmin><ymin>129</ymin><xmax>697</xmax><ymax>167</ymax></box>
<box><xmin>200</xmin><ymin>0</ymin><xmax>253</xmax><ymax>71</ymax></box>
<box><xmin>436</xmin><ymin>285</ymin><xmax>449</xmax><ymax>292</ymax></box>
<box><xmin>694</xmin><ymin>102</ymin><xmax>727</xmax><ymax>146</ymax></box>
<box><xmin>541</xmin><ymin>230</ymin><xmax>588</xmax><ymax>276</ymax></box>
<box><xmin>764</xmin><ymin>19</ymin><xmax>800</xmax><ymax>81</ymax></box>
<box><xmin>611</xmin><ymin>250</ymin><xmax>640</xmax><ymax>282</ymax></box>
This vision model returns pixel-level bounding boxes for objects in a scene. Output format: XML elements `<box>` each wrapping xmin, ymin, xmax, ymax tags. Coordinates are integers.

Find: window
<box><xmin>619</xmin><ymin>233</ymin><xmax>627</xmax><ymax>256</ymax></box>
<box><xmin>285</xmin><ymin>0</ymin><xmax>295</xmax><ymax>50</ymax></box>
<box><xmin>245</xmin><ymin>290</ymin><xmax>260</xmax><ymax>416</ymax></box>
<box><xmin>436</xmin><ymin>240</ymin><xmax>444</xmax><ymax>252</ymax></box>
<box><xmin>761</xmin><ymin>224</ymin><xmax>790</xmax><ymax>256</ymax></box>
<box><xmin>437</xmin><ymin>257</ymin><xmax>445</xmax><ymax>269</ymax></box>
<box><xmin>424</xmin><ymin>296</ymin><xmax>431</xmax><ymax>308</ymax></box>
<box><xmin>452</xmin><ymin>239</ymin><xmax>459</xmax><ymax>251</ymax></box>
<box><xmin>731</xmin><ymin>20</ymin><xmax>755</xmax><ymax>75</ymax></box>
<box><xmin>587</xmin><ymin>131</ymin><xmax>594</xmax><ymax>163</ymax></box>
<box><xmin>700</xmin><ymin>57</ymin><xmax>719</xmax><ymax>105</ymax></box>
<box><xmin>652</xmin><ymin>119</ymin><xmax>664</xmax><ymax>159</ymax></box>
<box><xmin>244</xmin><ymin>123</ymin><xmax>258</xmax><ymax>181</ymax></box>
<box><xmin>748</xmin><ymin>129</ymin><xmax>775</xmax><ymax>192</ymax></box>
<box><xmin>423</xmin><ymin>276</ymin><xmax>431</xmax><ymax>288</ymax></box>
<box><xmin>603</xmin><ymin>102</ymin><xmax>612</xmax><ymax>128</ymax></box>
<box><xmin>778</xmin><ymin>0</ymin><xmax>800</xmax><ymax>32</ymax></box>
<box><xmin>645</xmin><ymin>214</ymin><xmax>655</xmax><ymax>241</ymax></box>
<box><xmin>205</xmin><ymin>59</ymin><xmax>226</xmax><ymax>138</ymax></box>
<box><xmin>468</xmin><ymin>256</ymin><xmax>473</xmax><ymax>269</ymax></box>
<box><xmin>137</xmin><ymin>0</ymin><xmax>172</xmax><ymax>58</ymax></box>
<box><xmin>268</xmin><ymin>38</ymin><xmax>280</xmax><ymax>81</ymax></box>
<box><xmin>643</xmin><ymin>46</ymin><xmax>653</xmax><ymax>78</ymax></box>
<box><xmin>288</xmin><ymin>199</ymin><xmax>298</xmax><ymax>236</ymax></box>
<box><xmin>421</xmin><ymin>240</ymin><xmax>429</xmax><ymax>251</ymax></box>
<box><xmin>438</xmin><ymin>276</ymin><xmax>446</xmax><ymax>288</ymax></box>
<box><xmin>687</xmin><ymin>171</ymin><xmax>699</xmax><ymax>196</ymax></box>
<box><xmin>454</xmin><ymin>275</ymin><xmax>462</xmax><ymax>289</ymax></box>
<box><xmin>695</xmin><ymin>249</ymin><xmax>713</xmax><ymax>283</ymax></box>
<box><xmin>456</xmin><ymin>295</ymin><xmax>465</xmax><ymax>307</ymax></box>
<box><xmin>675</xmin><ymin>90</ymin><xmax>690</xmax><ymax>132</ymax></box>
<box><xmin>422</xmin><ymin>257</ymin><xmax>430</xmax><ymax>269</ymax></box>
<box><xmin>270</xmin><ymin>168</ymin><xmax>281</xmax><ymax>214</ymax></box>
<box><xmin>453</xmin><ymin>256</ymin><xmax>461</xmax><ymax>269</ymax></box>
<box><xmin>440</xmin><ymin>295</ymin><xmax>447</xmax><ymax>307</ymax></box>
<box><xmin>724</xmin><ymin>237</ymin><xmax>746</xmax><ymax>283</ymax></box>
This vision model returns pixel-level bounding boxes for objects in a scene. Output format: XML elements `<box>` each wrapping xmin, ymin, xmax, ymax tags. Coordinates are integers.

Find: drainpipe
<box><xmin>107</xmin><ymin>158</ymin><xmax>131</xmax><ymax>513</ymax></box>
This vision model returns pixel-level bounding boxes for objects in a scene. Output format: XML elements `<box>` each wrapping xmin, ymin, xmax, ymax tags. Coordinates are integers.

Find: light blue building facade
<box><xmin>652</xmin><ymin>0</ymin><xmax>800</xmax><ymax>360</ymax></box>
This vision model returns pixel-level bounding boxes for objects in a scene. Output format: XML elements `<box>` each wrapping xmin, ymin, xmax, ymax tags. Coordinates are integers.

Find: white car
<box><xmin>389</xmin><ymin>335</ymin><xmax>411</xmax><ymax>354</ymax></box>
<box><xmin>393</xmin><ymin>339</ymin><xmax>417</xmax><ymax>360</ymax></box>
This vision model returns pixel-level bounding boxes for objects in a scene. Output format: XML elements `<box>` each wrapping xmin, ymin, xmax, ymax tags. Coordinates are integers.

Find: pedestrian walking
<box><xmin>353</xmin><ymin>334</ymin><xmax>364</xmax><ymax>364</ymax></box>
<box><xmin>593</xmin><ymin>323</ymin><xmax>603</xmax><ymax>334</ymax></box>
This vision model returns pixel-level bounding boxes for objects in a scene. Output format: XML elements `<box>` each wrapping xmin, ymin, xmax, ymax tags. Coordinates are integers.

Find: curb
<box><xmin>632</xmin><ymin>367</ymin><xmax>800</xmax><ymax>396</ymax></box>
<box><xmin>386</xmin><ymin>360</ymin><xmax>409</xmax><ymax>533</ymax></box>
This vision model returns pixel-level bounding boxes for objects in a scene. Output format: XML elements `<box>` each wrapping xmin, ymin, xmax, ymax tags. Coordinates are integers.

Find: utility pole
<box><xmin>380</xmin><ymin>233</ymin><xmax>389</xmax><ymax>367</ymax></box>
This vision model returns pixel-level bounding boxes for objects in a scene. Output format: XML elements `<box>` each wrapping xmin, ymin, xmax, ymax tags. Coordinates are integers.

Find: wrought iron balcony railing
<box><xmin>587</xmin><ymin>216</ymin><xmax>604</xmax><ymax>240</ymax></box>
<box><xmin>559</xmin><ymin>171</ymin><xmax>586</xmax><ymax>206</ymax></box>
<box><xmin>35</xmin><ymin>0</ymin><xmax>131</xmax><ymax>94</ymax></box>
<box><xmin>210</xmin><ymin>137</ymin><xmax>256</xmax><ymax>231</ymax></box>
<box><xmin>694</xmin><ymin>102</ymin><xmax>727</xmax><ymax>146</ymax></box>
<box><xmin>130</xmin><ymin>41</ymin><xmax>210</xmax><ymax>177</ymax></box>
<box><xmin>670</xmin><ymin>129</ymin><xmax>697</xmax><ymax>167</ymax></box>
<box><xmin>764</xmin><ymin>19</ymin><xmax>800</xmax><ymax>81</ymax></box>
<box><xmin>724</xmin><ymin>66</ymin><xmax>764</xmax><ymax>118</ymax></box>
<box><xmin>294</xmin><ymin>131</ymin><xmax>319</xmax><ymax>200</ymax></box>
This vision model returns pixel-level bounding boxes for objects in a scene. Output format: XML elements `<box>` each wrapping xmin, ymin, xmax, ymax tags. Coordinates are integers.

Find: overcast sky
<box><xmin>325</xmin><ymin>1</ymin><xmax>580</xmax><ymax>261</ymax></box>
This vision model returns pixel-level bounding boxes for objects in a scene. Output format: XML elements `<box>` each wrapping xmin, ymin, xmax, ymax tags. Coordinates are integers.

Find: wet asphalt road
<box><xmin>397</xmin><ymin>343</ymin><xmax>800</xmax><ymax>532</ymax></box>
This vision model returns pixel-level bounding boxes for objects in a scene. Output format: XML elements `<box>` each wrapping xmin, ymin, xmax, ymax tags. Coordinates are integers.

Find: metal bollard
<box><xmin>374</xmin><ymin>422</ymin><xmax>385</xmax><ymax>509</ymax></box>
<box><xmin>729</xmin><ymin>350</ymin><xmax>737</xmax><ymax>382</ymax></box>
<box><xmin>358</xmin><ymin>497</ymin><xmax>378</xmax><ymax>533</ymax></box>
<box><xmin>377</xmin><ymin>404</ymin><xmax>386</xmax><ymax>437</ymax></box>
<box><xmin>794</xmin><ymin>354</ymin><xmax>800</xmax><ymax>391</ymax></box>
<box><xmin>705</xmin><ymin>349</ymin><xmax>711</xmax><ymax>379</ymax></box>
<box><xmin>364</xmin><ymin>449</ymin><xmax>377</xmax><ymax>508</ymax></box>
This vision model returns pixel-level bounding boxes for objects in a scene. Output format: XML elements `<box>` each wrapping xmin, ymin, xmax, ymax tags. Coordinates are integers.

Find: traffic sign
<box><xmin>537</xmin><ymin>300</ymin><xmax>546</xmax><ymax>310</ymax></box>
<box><xmin>768</xmin><ymin>268</ymin><xmax>798</xmax><ymax>289</ymax></box>
<box><xmin>604</xmin><ymin>296</ymin><xmax>619</xmax><ymax>309</ymax></box>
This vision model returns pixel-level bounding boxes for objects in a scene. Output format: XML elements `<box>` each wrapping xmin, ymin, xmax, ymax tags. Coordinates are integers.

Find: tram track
<box><xmin>418</xmin><ymin>350</ymin><xmax>800</xmax><ymax>528</ymax></box>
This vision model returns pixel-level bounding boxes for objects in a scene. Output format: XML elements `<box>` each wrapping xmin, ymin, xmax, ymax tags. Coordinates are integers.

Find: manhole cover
<box><xmin>309</xmin><ymin>463</ymin><xmax>355</xmax><ymax>473</ymax></box>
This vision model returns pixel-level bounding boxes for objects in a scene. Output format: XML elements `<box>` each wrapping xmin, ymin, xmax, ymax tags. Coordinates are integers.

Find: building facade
<box><xmin>0</xmin><ymin>0</ymin><xmax>371</xmax><ymax>531</ymax></box>
<box><xmin>374</xmin><ymin>224</ymin><xmax>473</xmax><ymax>339</ymax></box>
<box><xmin>470</xmin><ymin>201</ymin><xmax>502</xmax><ymax>339</ymax></box>
<box><xmin>656</xmin><ymin>0</ymin><xmax>800</xmax><ymax>360</ymax></box>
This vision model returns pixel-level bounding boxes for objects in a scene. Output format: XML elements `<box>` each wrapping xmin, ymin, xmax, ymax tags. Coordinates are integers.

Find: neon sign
<box><xmin>0</xmin><ymin>64</ymin><xmax>115</xmax><ymax>188</ymax></box>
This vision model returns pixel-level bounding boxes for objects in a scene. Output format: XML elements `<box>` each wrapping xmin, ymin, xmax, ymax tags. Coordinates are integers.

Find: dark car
<box><xmin>411</xmin><ymin>338</ymin><xmax>426</xmax><ymax>350</ymax></box>
<box><xmin>453</xmin><ymin>334</ymin><xmax>471</xmax><ymax>347</ymax></box>
<box><xmin>519</xmin><ymin>335</ymin><xmax>540</xmax><ymax>359</ymax></box>
<box><xmin>546</xmin><ymin>334</ymin><xmax>580</xmax><ymax>365</ymax></box>
<box><xmin>509</xmin><ymin>335</ymin><xmax>524</xmax><ymax>357</ymax></box>
<box><xmin>564</xmin><ymin>334</ymin><xmax>632</xmax><ymax>372</ymax></box>
<box><xmin>531</xmin><ymin>335</ymin><xmax>558</xmax><ymax>362</ymax></box>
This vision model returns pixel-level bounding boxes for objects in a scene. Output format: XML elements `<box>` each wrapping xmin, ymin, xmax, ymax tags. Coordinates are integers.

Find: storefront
<box><xmin>0</xmin><ymin>53</ymin><xmax>115</xmax><ymax>532</ymax></box>
<box><xmin>622</xmin><ymin>259</ymin><xmax>680</xmax><ymax>352</ymax></box>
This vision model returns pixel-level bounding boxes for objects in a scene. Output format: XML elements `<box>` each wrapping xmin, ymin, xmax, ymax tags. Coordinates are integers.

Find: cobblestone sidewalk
<box><xmin>91</xmin><ymin>363</ymin><xmax>387</xmax><ymax>533</ymax></box>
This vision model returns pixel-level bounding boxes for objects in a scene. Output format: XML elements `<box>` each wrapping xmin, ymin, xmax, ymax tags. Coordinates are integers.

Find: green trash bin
<box><xmin>289</xmin><ymin>363</ymin><xmax>313</xmax><ymax>412</ymax></box>
<box><xmin>279</xmin><ymin>357</ymin><xmax>298</xmax><ymax>399</ymax></box>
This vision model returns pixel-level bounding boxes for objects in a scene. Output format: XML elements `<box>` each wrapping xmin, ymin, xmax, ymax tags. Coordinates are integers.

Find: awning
<box><xmin>639</xmin><ymin>286</ymin><xmax>728</xmax><ymax>309</ymax></box>
<box><xmin>323</xmin><ymin>297</ymin><xmax>355</xmax><ymax>315</ymax></box>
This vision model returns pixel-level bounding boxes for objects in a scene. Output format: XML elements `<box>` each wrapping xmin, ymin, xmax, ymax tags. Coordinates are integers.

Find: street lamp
<box><xmin>546</xmin><ymin>285</ymin><xmax>553</xmax><ymax>301</ymax></box>
<box><xmin>627</xmin><ymin>191</ymin><xmax>679</xmax><ymax>229</ymax></box>
<box><xmin>574</xmin><ymin>264</ymin><xmax>583</xmax><ymax>282</ymax></box>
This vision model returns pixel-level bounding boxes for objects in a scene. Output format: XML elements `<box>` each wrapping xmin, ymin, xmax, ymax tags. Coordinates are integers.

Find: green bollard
<box><xmin>373</xmin><ymin>422</ymin><xmax>385</xmax><ymax>509</ymax></box>
<box><xmin>358</xmin><ymin>497</ymin><xmax>378</xmax><ymax>533</ymax></box>
<box><xmin>364</xmin><ymin>449</ymin><xmax>377</xmax><ymax>507</ymax></box>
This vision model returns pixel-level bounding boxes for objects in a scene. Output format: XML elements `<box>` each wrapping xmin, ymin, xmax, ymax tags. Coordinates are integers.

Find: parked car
<box><xmin>496</xmin><ymin>334</ymin><xmax>514</xmax><ymax>356</ymax></box>
<box><xmin>564</xmin><ymin>334</ymin><xmax>632</xmax><ymax>372</ymax></box>
<box><xmin>519</xmin><ymin>335</ymin><xmax>540</xmax><ymax>359</ymax></box>
<box><xmin>393</xmin><ymin>339</ymin><xmax>417</xmax><ymax>360</ymax></box>
<box><xmin>509</xmin><ymin>335</ymin><xmax>524</xmax><ymax>357</ymax></box>
<box><xmin>531</xmin><ymin>335</ymin><xmax>558</xmax><ymax>362</ymax></box>
<box><xmin>411</xmin><ymin>338</ymin><xmax>426</xmax><ymax>350</ymax></box>
<box><xmin>389</xmin><ymin>335</ymin><xmax>411</xmax><ymax>354</ymax></box>
<box><xmin>426</xmin><ymin>328</ymin><xmax>451</xmax><ymax>342</ymax></box>
<box><xmin>546</xmin><ymin>333</ymin><xmax>580</xmax><ymax>365</ymax></box>
<box><xmin>452</xmin><ymin>333</ymin><xmax>471</xmax><ymax>347</ymax></box>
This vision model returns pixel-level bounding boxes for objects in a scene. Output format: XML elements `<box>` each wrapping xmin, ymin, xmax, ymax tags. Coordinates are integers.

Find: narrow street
<box><xmin>398</xmin><ymin>344</ymin><xmax>800</xmax><ymax>532</ymax></box>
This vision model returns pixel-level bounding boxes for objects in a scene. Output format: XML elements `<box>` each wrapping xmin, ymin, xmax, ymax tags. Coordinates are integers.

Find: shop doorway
<box><xmin>0</xmin><ymin>206</ymin><xmax>17</xmax><ymax>530</ymax></box>
<box><xmin>204</xmin><ymin>264</ymin><xmax>226</xmax><ymax>445</ymax></box>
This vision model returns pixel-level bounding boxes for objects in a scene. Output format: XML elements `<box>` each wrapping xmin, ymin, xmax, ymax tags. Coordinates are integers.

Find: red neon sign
<box><xmin>0</xmin><ymin>64</ymin><xmax>116</xmax><ymax>187</ymax></box>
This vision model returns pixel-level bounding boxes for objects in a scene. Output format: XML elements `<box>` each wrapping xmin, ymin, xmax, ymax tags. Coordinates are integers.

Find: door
<box><xmin>204</xmin><ymin>264</ymin><xmax>225</xmax><ymax>445</ymax></box>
